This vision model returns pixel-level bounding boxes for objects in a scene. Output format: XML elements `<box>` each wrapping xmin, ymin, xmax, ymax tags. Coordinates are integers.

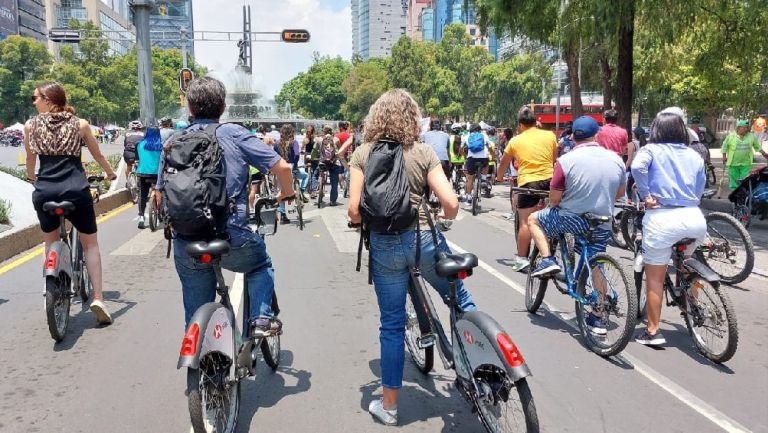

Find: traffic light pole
<box><xmin>131</xmin><ymin>0</ymin><xmax>156</xmax><ymax>127</ymax></box>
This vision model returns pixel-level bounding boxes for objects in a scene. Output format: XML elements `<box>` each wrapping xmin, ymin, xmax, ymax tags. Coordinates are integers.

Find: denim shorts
<box><xmin>537</xmin><ymin>207</ymin><xmax>610</xmax><ymax>259</ymax></box>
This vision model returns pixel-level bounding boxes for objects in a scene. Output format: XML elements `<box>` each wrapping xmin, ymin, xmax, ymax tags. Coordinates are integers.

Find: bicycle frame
<box><xmin>44</xmin><ymin>216</ymin><xmax>73</xmax><ymax>281</ymax></box>
<box><xmin>552</xmin><ymin>234</ymin><xmax>594</xmax><ymax>305</ymax></box>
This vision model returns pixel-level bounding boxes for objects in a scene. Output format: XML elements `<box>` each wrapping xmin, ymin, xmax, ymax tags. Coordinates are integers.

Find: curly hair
<box><xmin>363</xmin><ymin>89</ymin><xmax>422</xmax><ymax>147</ymax></box>
<box><xmin>279</xmin><ymin>123</ymin><xmax>295</xmax><ymax>157</ymax></box>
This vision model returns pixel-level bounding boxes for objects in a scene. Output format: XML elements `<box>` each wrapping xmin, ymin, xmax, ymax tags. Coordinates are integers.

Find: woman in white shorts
<box><xmin>630</xmin><ymin>111</ymin><xmax>707</xmax><ymax>347</ymax></box>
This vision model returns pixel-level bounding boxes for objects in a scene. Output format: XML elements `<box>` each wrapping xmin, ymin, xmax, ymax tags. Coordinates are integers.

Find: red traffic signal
<box><xmin>179</xmin><ymin>68</ymin><xmax>194</xmax><ymax>93</ymax></box>
<box><xmin>281</xmin><ymin>29</ymin><xmax>310</xmax><ymax>43</ymax></box>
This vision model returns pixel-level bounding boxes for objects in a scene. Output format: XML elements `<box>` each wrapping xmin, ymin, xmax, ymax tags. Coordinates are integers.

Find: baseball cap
<box><xmin>572</xmin><ymin>116</ymin><xmax>600</xmax><ymax>140</ymax></box>
<box><xmin>736</xmin><ymin>120</ymin><xmax>749</xmax><ymax>127</ymax></box>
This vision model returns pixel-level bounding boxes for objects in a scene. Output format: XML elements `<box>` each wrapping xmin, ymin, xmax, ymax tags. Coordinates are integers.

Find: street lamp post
<box><xmin>130</xmin><ymin>0</ymin><xmax>156</xmax><ymax>127</ymax></box>
<box><xmin>555</xmin><ymin>0</ymin><xmax>565</xmax><ymax>134</ymax></box>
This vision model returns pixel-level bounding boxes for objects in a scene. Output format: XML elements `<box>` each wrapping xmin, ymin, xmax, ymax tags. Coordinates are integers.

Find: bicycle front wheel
<box><xmin>45</xmin><ymin>275</ymin><xmax>71</xmax><ymax>342</ymax></box>
<box><xmin>620</xmin><ymin>209</ymin><xmax>640</xmax><ymax>252</ymax></box>
<box><xmin>683</xmin><ymin>278</ymin><xmax>738</xmax><ymax>363</ymax></box>
<box><xmin>697</xmin><ymin>212</ymin><xmax>754</xmax><ymax>285</ymax></box>
<box><xmin>261</xmin><ymin>334</ymin><xmax>281</xmax><ymax>370</ymax></box>
<box><xmin>187</xmin><ymin>354</ymin><xmax>240</xmax><ymax>433</ymax></box>
<box><xmin>404</xmin><ymin>284</ymin><xmax>434</xmax><ymax>374</ymax></box>
<box><xmin>525</xmin><ymin>246</ymin><xmax>548</xmax><ymax>314</ymax></box>
<box><xmin>633</xmin><ymin>268</ymin><xmax>647</xmax><ymax>320</ymax></box>
<box><xmin>611</xmin><ymin>210</ymin><xmax>628</xmax><ymax>249</ymax></box>
<box><xmin>575</xmin><ymin>253</ymin><xmax>637</xmax><ymax>357</ymax></box>
<box><xmin>294</xmin><ymin>180</ymin><xmax>304</xmax><ymax>231</ymax></box>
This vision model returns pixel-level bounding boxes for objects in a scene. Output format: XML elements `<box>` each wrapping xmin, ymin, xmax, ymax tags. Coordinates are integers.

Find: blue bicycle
<box><xmin>526</xmin><ymin>208</ymin><xmax>637</xmax><ymax>357</ymax></box>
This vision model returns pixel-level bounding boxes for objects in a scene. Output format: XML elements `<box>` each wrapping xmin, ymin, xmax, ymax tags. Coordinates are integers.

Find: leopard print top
<box><xmin>29</xmin><ymin>112</ymin><xmax>83</xmax><ymax>157</ymax></box>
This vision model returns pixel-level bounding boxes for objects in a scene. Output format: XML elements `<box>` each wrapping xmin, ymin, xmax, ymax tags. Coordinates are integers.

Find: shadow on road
<box><xmin>0</xmin><ymin>298</ymin><xmax>7</xmax><ymax>307</ymax></box>
<box><xmin>53</xmin><ymin>290</ymin><xmax>136</xmax><ymax>352</ymax></box>
<box><xmin>236</xmin><ymin>350</ymin><xmax>312</xmax><ymax>433</ymax></box>
<box><xmin>658</xmin><ymin>320</ymin><xmax>736</xmax><ymax>374</ymax></box>
<box><xmin>360</xmin><ymin>359</ymin><xmax>483</xmax><ymax>432</ymax></box>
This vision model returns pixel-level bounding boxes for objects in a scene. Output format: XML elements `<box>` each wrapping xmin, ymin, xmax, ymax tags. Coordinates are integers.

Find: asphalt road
<box><xmin>0</xmin><ymin>185</ymin><xmax>766</xmax><ymax>433</ymax></box>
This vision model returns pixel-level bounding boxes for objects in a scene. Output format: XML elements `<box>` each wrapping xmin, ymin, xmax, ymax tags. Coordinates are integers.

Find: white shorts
<box><xmin>641</xmin><ymin>207</ymin><xmax>707</xmax><ymax>265</ymax></box>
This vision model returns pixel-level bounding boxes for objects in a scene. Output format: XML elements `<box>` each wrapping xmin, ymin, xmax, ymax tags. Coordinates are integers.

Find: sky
<box><xmin>192</xmin><ymin>0</ymin><xmax>352</xmax><ymax>99</ymax></box>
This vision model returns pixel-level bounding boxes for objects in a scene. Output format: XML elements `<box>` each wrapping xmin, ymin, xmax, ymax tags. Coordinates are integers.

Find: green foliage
<box><xmin>275</xmin><ymin>54</ymin><xmax>352</xmax><ymax>120</ymax></box>
<box><xmin>341</xmin><ymin>60</ymin><xmax>391</xmax><ymax>124</ymax></box>
<box><xmin>0</xmin><ymin>166</ymin><xmax>25</xmax><ymax>180</ymax></box>
<box><xmin>0</xmin><ymin>198</ymin><xmax>10</xmax><ymax>225</ymax></box>
<box><xmin>479</xmin><ymin>54</ymin><xmax>553</xmax><ymax>124</ymax></box>
<box><xmin>0</xmin><ymin>35</ymin><xmax>53</xmax><ymax>125</ymax></box>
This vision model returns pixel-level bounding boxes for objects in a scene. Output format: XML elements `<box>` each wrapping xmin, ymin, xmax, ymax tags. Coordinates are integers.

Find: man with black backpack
<box><xmin>156</xmin><ymin>77</ymin><xmax>295</xmax><ymax>337</ymax></box>
<box><xmin>123</xmin><ymin>120</ymin><xmax>144</xmax><ymax>180</ymax></box>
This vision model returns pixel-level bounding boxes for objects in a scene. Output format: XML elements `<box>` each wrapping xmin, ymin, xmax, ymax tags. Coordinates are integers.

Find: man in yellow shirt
<box><xmin>496</xmin><ymin>106</ymin><xmax>558</xmax><ymax>271</ymax></box>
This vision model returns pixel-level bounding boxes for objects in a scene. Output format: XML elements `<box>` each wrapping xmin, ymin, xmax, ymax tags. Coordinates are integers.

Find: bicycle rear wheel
<box><xmin>474</xmin><ymin>374</ymin><xmax>539</xmax><ymax>433</ymax></box>
<box><xmin>683</xmin><ymin>278</ymin><xmax>738</xmax><ymax>363</ymax></box>
<box><xmin>148</xmin><ymin>196</ymin><xmax>159</xmax><ymax>232</ymax></box>
<box><xmin>404</xmin><ymin>283</ymin><xmax>434</xmax><ymax>374</ymax></box>
<box><xmin>45</xmin><ymin>274</ymin><xmax>71</xmax><ymax>342</ymax></box>
<box><xmin>697</xmin><ymin>212</ymin><xmax>754</xmax><ymax>285</ymax></box>
<box><xmin>127</xmin><ymin>172</ymin><xmax>138</xmax><ymax>204</ymax></box>
<box><xmin>472</xmin><ymin>177</ymin><xmax>480</xmax><ymax>216</ymax></box>
<box><xmin>575</xmin><ymin>253</ymin><xmax>636</xmax><ymax>357</ymax></box>
<box><xmin>294</xmin><ymin>180</ymin><xmax>304</xmax><ymax>231</ymax></box>
<box><xmin>187</xmin><ymin>354</ymin><xmax>240</xmax><ymax>433</ymax></box>
<box><xmin>525</xmin><ymin>246</ymin><xmax>548</xmax><ymax>314</ymax></box>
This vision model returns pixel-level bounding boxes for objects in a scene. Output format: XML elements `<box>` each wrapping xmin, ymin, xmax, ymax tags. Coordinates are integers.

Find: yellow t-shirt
<box><xmin>504</xmin><ymin>127</ymin><xmax>557</xmax><ymax>186</ymax></box>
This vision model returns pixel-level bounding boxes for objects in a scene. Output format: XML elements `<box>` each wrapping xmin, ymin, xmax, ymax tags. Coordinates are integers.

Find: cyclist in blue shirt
<box><xmin>135</xmin><ymin>126</ymin><xmax>162</xmax><ymax>229</ymax></box>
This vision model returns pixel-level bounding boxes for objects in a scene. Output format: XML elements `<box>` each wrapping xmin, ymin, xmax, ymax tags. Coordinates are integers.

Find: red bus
<box><xmin>530</xmin><ymin>104</ymin><xmax>604</xmax><ymax>134</ymax></box>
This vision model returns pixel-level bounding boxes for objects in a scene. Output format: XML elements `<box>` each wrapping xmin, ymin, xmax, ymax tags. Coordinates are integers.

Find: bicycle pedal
<box><xmin>418</xmin><ymin>334</ymin><xmax>436</xmax><ymax>349</ymax></box>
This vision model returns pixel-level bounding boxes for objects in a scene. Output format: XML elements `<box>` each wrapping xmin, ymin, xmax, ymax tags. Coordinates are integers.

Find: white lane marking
<box><xmin>447</xmin><ymin>240</ymin><xmax>752</xmax><ymax>433</ymax></box>
<box><xmin>320</xmin><ymin>207</ymin><xmax>360</xmax><ymax>253</ymax></box>
<box><xmin>109</xmin><ymin>227</ymin><xmax>164</xmax><ymax>256</ymax></box>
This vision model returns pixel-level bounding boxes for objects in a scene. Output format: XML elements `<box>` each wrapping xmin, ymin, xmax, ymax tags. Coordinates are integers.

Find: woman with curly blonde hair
<box><xmin>347</xmin><ymin>89</ymin><xmax>477</xmax><ymax>426</ymax></box>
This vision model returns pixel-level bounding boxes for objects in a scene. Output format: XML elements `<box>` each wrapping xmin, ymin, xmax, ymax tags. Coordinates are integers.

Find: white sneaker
<box><xmin>510</xmin><ymin>256</ymin><xmax>530</xmax><ymax>272</ymax></box>
<box><xmin>368</xmin><ymin>399</ymin><xmax>397</xmax><ymax>426</ymax></box>
<box><xmin>137</xmin><ymin>216</ymin><xmax>145</xmax><ymax>229</ymax></box>
<box><xmin>90</xmin><ymin>299</ymin><xmax>113</xmax><ymax>325</ymax></box>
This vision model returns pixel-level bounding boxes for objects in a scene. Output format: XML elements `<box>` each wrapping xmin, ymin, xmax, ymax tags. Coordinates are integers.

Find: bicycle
<box><xmin>126</xmin><ymin>164</ymin><xmax>139</xmax><ymax>204</ymax></box>
<box><xmin>147</xmin><ymin>189</ymin><xmax>167</xmax><ymax>233</ymax></box>
<box><xmin>41</xmin><ymin>201</ymin><xmax>92</xmax><ymax>341</ymax></box>
<box><xmin>469</xmin><ymin>161</ymin><xmax>489</xmax><ymax>216</ymax></box>
<box><xmin>88</xmin><ymin>175</ymin><xmax>103</xmax><ymax>204</ymax></box>
<box><xmin>510</xmin><ymin>187</ymin><xmax>549</xmax><ymax>242</ymax></box>
<box><xmin>291</xmin><ymin>172</ymin><xmax>305</xmax><ymax>230</ymax></box>
<box><xmin>315</xmin><ymin>163</ymin><xmax>331</xmax><ymax>208</ymax></box>
<box><xmin>450</xmin><ymin>164</ymin><xmax>466</xmax><ymax>196</ymax></box>
<box><xmin>179</xmin><ymin>195</ymin><xmax>291</xmax><ymax>433</ymax></box>
<box><xmin>526</xmin><ymin>212</ymin><xmax>636</xmax><ymax>357</ymax></box>
<box><xmin>633</xmin><ymin>237</ymin><xmax>738</xmax><ymax>363</ymax></box>
<box><xmin>397</xmin><ymin>217</ymin><xmax>540</xmax><ymax>432</ymax></box>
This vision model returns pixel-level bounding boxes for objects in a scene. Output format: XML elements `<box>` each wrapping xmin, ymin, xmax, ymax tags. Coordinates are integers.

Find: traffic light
<box><xmin>179</xmin><ymin>68</ymin><xmax>194</xmax><ymax>93</ymax></box>
<box><xmin>281</xmin><ymin>29</ymin><xmax>310</xmax><ymax>43</ymax></box>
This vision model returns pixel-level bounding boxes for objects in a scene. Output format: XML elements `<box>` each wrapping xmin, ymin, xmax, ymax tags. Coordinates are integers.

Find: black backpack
<box><xmin>162</xmin><ymin>124</ymin><xmax>231</xmax><ymax>240</ymax></box>
<box><xmin>124</xmin><ymin>130</ymin><xmax>144</xmax><ymax>153</ymax></box>
<box><xmin>360</xmin><ymin>139</ymin><xmax>417</xmax><ymax>232</ymax></box>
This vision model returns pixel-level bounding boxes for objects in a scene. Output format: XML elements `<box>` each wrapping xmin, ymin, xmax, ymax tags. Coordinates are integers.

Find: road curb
<box><xmin>0</xmin><ymin>189</ymin><xmax>132</xmax><ymax>264</ymax></box>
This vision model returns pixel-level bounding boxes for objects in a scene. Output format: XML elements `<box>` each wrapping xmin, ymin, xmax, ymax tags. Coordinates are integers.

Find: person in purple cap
<box><xmin>527</xmin><ymin>115</ymin><xmax>626</xmax><ymax>334</ymax></box>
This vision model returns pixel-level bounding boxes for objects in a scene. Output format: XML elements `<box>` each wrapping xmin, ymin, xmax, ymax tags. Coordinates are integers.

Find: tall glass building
<box><xmin>149</xmin><ymin>0</ymin><xmax>193</xmax><ymax>56</ymax></box>
<box><xmin>351</xmin><ymin>0</ymin><xmax>406</xmax><ymax>61</ymax></box>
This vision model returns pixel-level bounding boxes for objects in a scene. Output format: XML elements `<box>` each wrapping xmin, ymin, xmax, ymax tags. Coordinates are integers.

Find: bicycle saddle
<box><xmin>582</xmin><ymin>213</ymin><xmax>610</xmax><ymax>227</ymax></box>
<box><xmin>701</xmin><ymin>189</ymin><xmax>716</xmax><ymax>199</ymax></box>
<box><xmin>87</xmin><ymin>175</ymin><xmax>104</xmax><ymax>183</ymax></box>
<box><xmin>435</xmin><ymin>253</ymin><xmax>478</xmax><ymax>279</ymax></box>
<box><xmin>673</xmin><ymin>238</ymin><xmax>697</xmax><ymax>249</ymax></box>
<box><xmin>185</xmin><ymin>239</ymin><xmax>231</xmax><ymax>258</ymax></box>
<box><xmin>42</xmin><ymin>201</ymin><xmax>75</xmax><ymax>215</ymax></box>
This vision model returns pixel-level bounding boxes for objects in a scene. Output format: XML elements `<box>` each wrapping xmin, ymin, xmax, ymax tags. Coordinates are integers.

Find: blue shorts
<box><xmin>536</xmin><ymin>207</ymin><xmax>610</xmax><ymax>259</ymax></box>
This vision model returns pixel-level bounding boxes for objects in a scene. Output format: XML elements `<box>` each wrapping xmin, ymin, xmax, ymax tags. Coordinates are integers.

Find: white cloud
<box><xmin>192</xmin><ymin>0</ymin><xmax>352</xmax><ymax>99</ymax></box>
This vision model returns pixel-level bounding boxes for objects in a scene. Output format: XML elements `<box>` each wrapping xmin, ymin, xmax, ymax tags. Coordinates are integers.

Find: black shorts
<box><xmin>250</xmin><ymin>172</ymin><xmax>264</xmax><ymax>184</ymax></box>
<box><xmin>517</xmin><ymin>179</ymin><xmax>551</xmax><ymax>209</ymax></box>
<box><xmin>465</xmin><ymin>157</ymin><xmax>489</xmax><ymax>176</ymax></box>
<box><xmin>33</xmin><ymin>187</ymin><xmax>97</xmax><ymax>235</ymax></box>
<box><xmin>123</xmin><ymin>150</ymin><xmax>137</xmax><ymax>165</ymax></box>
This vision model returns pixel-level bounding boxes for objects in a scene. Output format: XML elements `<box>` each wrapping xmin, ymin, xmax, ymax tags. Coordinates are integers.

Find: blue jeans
<box><xmin>370</xmin><ymin>229</ymin><xmax>476</xmax><ymax>389</ymax></box>
<box><xmin>327</xmin><ymin>164</ymin><xmax>344</xmax><ymax>203</ymax></box>
<box><xmin>174</xmin><ymin>232</ymin><xmax>275</xmax><ymax>327</ymax></box>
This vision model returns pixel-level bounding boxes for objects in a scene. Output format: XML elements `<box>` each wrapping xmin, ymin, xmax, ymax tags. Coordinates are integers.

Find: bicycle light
<box><xmin>200</xmin><ymin>254</ymin><xmax>212</xmax><ymax>264</ymax></box>
<box><xmin>44</xmin><ymin>251</ymin><xmax>57</xmax><ymax>270</ymax></box>
<box><xmin>496</xmin><ymin>333</ymin><xmax>525</xmax><ymax>368</ymax></box>
<box><xmin>55</xmin><ymin>208</ymin><xmax>64</xmax><ymax>216</ymax></box>
<box><xmin>180</xmin><ymin>323</ymin><xmax>200</xmax><ymax>357</ymax></box>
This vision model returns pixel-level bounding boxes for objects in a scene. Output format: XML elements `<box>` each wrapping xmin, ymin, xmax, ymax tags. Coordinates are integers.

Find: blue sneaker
<box><xmin>531</xmin><ymin>256</ymin><xmax>561</xmax><ymax>277</ymax></box>
<box><xmin>586</xmin><ymin>312</ymin><xmax>607</xmax><ymax>335</ymax></box>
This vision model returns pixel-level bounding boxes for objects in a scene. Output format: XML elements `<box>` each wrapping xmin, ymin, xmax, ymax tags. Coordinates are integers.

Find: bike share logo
<box><xmin>463</xmin><ymin>330</ymin><xmax>475</xmax><ymax>345</ymax></box>
<box><xmin>213</xmin><ymin>323</ymin><xmax>224</xmax><ymax>339</ymax></box>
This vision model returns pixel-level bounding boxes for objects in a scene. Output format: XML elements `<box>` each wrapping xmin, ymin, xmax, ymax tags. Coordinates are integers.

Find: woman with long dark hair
<box><xmin>24</xmin><ymin>81</ymin><xmax>117</xmax><ymax>325</ymax></box>
<box><xmin>136</xmin><ymin>126</ymin><xmax>163</xmax><ymax>229</ymax></box>
<box><xmin>630</xmin><ymin>112</ymin><xmax>706</xmax><ymax>346</ymax></box>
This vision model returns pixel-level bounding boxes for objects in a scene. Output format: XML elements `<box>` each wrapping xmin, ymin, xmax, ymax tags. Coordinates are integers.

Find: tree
<box><xmin>341</xmin><ymin>60</ymin><xmax>391</xmax><ymax>124</ymax></box>
<box><xmin>479</xmin><ymin>54</ymin><xmax>553</xmax><ymax>124</ymax></box>
<box><xmin>275</xmin><ymin>54</ymin><xmax>351</xmax><ymax>120</ymax></box>
<box><xmin>439</xmin><ymin>23</ymin><xmax>493</xmax><ymax>120</ymax></box>
<box><xmin>0</xmin><ymin>36</ymin><xmax>52</xmax><ymax>124</ymax></box>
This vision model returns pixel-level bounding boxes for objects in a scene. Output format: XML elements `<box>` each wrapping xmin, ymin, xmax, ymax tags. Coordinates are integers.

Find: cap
<box><xmin>633</xmin><ymin>126</ymin><xmax>646</xmax><ymax>136</ymax></box>
<box><xmin>736</xmin><ymin>120</ymin><xmax>749</xmax><ymax>127</ymax></box>
<box><xmin>572</xmin><ymin>116</ymin><xmax>600</xmax><ymax>140</ymax></box>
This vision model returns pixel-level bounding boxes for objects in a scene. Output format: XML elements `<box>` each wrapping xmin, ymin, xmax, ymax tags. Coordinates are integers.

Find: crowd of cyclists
<box><xmin>20</xmin><ymin>76</ymin><xmax>764</xmax><ymax>429</ymax></box>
